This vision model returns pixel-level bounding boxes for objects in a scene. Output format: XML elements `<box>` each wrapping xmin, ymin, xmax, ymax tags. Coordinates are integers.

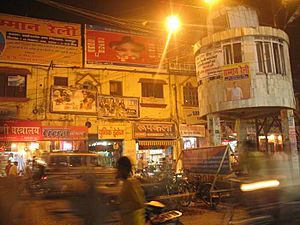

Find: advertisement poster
<box><xmin>42</xmin><ymin>126</ymin><xmax>88</xmax><ymax>141</ymax></box>
<box><xmin>98</xmin><ymin>125</ymin><xmax>125</xmax><ymax>139</ymax></box>
<box><xmin>51</xmin><ymin>87</ymin><xmax>96</xmax><ymax>114</ymax></box>
<box><xmin>85</xmin><ymin>25</ymin><xmax>164</xmax><ymax>70</ymax></box>
<box><xmin>183</xmin><ymin>108</ymin><xmax>207</xmax><ymax>125</ymax></box>
<box><xmin>133</xmin><ymin>122</ymin><xmax>176</xmax><ymax>139</ymax></box>
<box><xmin>195</xmin><ymin>47</ymin><xmax>223</xmax><ymax>85</ymax></box>
<box><xmin>98</xmin><ymin>95</ymin><xmax>139</xmax><ymax>119</ymax></box>
<box><xmin>0</xmin><ymin>13</ymin><xmax>82</xmax><ymax>66</ymax></box>
<box><xmin>182</xmin><ymin>145</ymin><xmax>230</xmax><ymax>175</ymax></box>
<box><xmin>223</xmin><ymin>63</ymin><xmax>251</xmax><ymax>101</ymax></box>
<box><xmin>0</xmin><ymin>120</ymin><xmax>42</xmax><ymax>141</ymax></box>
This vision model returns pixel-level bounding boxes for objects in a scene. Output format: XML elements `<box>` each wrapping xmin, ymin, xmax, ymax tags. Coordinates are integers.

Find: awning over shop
<box><xmin>138</xmin><ymin>140</ymin><xmax>177</xmax><ymax>147</ymax></box>
<box><xmin>0</xmin><ymin>67</ymin><xmax>31</xmax><ymax>75</ymax></box>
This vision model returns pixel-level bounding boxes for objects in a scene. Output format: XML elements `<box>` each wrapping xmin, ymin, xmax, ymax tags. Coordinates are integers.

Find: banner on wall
<box><xmin>51</xmin><ymin>87</ymin><xmax>96</xmax><ymax>114</ymax></box>
<box><xmin>85</xmin><ymin>25</ymin><xmax>165</xmax><ymax>71</ymax></box>
<box><xmin>179</xmin><ymin>124</ymin><xmax>206</xmax><ymax>137</ymax></box>
<box><xmin>98</xmin><ymin>125</ymin><xmax>125</xmax><ymax>139</ymax></box>
<box><xmin>0</xmin><ymin>120</ymin><xmax>42</xmax><ymax>141</ymax></box>
<box><xmin>223</xmin><ymin>63</ymin><xmax>251</xmax><ymax>101</ymax></box>
<box><xmin>98</xmin><ymin>95</ymin><xmax>139</xmax><ymax>119</ymax></box>
<box><xmin>0</xmin><ymin>13</ymin><xmax>82</xmax><ymax>66</ymax></box>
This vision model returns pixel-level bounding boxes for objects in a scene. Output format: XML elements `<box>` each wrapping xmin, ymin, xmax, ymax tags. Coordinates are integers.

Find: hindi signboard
<box><xmin>0</xmin><ymin>13</ymin><xmax>82</xmax><ymax>66</ymax></box>
<box><xmin>85</xmin><ymin>25</ymin><xmax>165</xmax><ymax>71</ymax></box>
<box><xmin>183</xmin><ymin>145</ymin><xmax>230</xmax><ymax>175</ymax></box>
<box><xmin>98</xmin><ymin>95</ymin><xmax>139</xmax><ymax>119</ymax></box>
<box><xmin>51</xmin><ymin>87</ymin><xmax>97</xmax><ymax>114</ymax></box>
<box><xmin>0</xmin><ymin>120</ymin><xmax>42</xmax><ymax>141</ymax></box>
<box><xmin>98</xmin><ymin>125</ymin><xmax>125</xmax><ymax>139</ymax></box>
<box><xmin>133</xmin><ymin>122</ymin><xmax>176</xmax><ymax>139</ymax></box>
<box><xmin>42</xmin><ymin>126</ymin><xmax>88</xmax><ymax>141</ymax></box>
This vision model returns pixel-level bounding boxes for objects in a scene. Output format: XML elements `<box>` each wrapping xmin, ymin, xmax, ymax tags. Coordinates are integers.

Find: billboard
<box><xmin>42</xmin><ymin>126</ymin><xmax>88</xmax><ymax>141</ymax></box>
<box><xmin>51</xmin><ymin>87</ymin><xmax>96</xmax><ymax>114</ymax></box>
<box><xmin>98</xmin><ymin>125</ymin><xmax>125</xmax><ymax>139</ymax></box>
<box><xmin>0</xmin><ymin>13</ymin><xmax>82</xmax><ymax>66</ymax></box>
<box><xmin>85</xmin><ymin>25</ymin><xmax>165</xmax><ymax>70</ymax></box>
<box><xmin>98</xmin><ymin>95</ymin><xmax>139</xmax><ymax>119</ymax></box>
<box><xmin>223</xmin><ymin>63</ymin><xmax>251</xmax><ymax>101</ymax></box>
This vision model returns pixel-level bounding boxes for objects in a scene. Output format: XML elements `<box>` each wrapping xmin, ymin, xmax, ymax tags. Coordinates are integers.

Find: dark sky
<box><xmin>0</xmin><ymin>0</ymin><xmax>300</xmax><ymax>82</ymax></box>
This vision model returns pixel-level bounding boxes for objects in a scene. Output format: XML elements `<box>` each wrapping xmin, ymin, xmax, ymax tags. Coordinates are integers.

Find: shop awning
<box><xmin>0</xmin><ymin>67</ymin><xmax>31</xmax><ymax>75</ymax></box>
<box><xmin>138</xmin><ymin>140</ymin><xmax>177</xmax><ymax>147</ymax></box>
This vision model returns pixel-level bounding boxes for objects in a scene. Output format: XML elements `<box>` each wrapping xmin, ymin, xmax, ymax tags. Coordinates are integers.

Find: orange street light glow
<box><xmin>240</xmin><ymin>180</ymin><xmax>280</xmax><ymax>192</ymax></box>
<box><xmin>203</xmin><ymin>0</ymin><xmax>219</xmax><ymax>5</ymax></box>
<box><xmin>166</xmin><ymin>15</ymin><xmax>180</xmax><ymax>33</ymax></box>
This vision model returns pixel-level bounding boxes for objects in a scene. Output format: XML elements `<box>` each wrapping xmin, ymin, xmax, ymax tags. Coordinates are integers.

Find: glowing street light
<box><xmin>166</xmin><ymin>15</ymin><xmax>181</xmax><ymax>33</ymax></box>
<box><xmin>203</xmin><ymin>0</ymin><xmax>219</xmax><ymax>5</ymax></box>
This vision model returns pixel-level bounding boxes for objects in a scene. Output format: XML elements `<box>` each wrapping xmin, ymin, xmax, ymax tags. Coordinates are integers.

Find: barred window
<box><xmin>183</xmin><ymin>83</ymin><xmax>198</xmax><ymax>106</ymax></box>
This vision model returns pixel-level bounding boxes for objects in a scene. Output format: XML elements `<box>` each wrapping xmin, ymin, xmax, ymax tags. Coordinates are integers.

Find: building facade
<box><xmin>0</xmin><ymin>13</ymin><xmax>204</xmax><ymax>174</ymax></box>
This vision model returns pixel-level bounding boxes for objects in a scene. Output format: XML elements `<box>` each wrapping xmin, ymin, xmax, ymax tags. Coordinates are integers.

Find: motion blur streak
<box><xmin>240</xmin><ymin>180</ymin><xmax>280</xmax><ymax>192</ymax></box>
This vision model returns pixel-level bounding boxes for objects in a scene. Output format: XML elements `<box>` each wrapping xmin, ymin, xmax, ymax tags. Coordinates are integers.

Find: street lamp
<box><xmin>203</xmin><ymin>0</ymin><xmax>219</xmax><ymax>5</ymax></box>
<box><xmin>166</xmin><ymin>15</ymin><xmax>181</xmax><ymax>33</ymax></box>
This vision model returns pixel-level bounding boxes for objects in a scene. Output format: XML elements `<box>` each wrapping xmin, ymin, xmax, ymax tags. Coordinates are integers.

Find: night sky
<box><xmin>1</xmin><ymin>0</ymin><xmax>300</xmax><ymax>84</ymax></box>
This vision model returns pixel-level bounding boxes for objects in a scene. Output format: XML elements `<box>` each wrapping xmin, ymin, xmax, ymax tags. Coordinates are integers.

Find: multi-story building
<box><xmin>0</xmin><ymin>13</ymin><xmax>204</xmax><ymax>174</ymax></box>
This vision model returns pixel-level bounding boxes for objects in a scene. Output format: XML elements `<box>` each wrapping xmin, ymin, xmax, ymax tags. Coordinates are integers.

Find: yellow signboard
<box><xmin>0</xmin><ymin>13</ymin><xmax>82</xmax><ymax>66</ymax></box>
<box><xmin>98</xmin><ymin>125</ymin><xmax>125</xmax><ymax>139</ymax></box>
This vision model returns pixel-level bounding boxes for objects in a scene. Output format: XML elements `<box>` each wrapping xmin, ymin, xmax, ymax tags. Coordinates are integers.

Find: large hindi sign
<box><xmin>0</xmin><ymin>13</ymin><xmax>82</xmax><ymax>66</ymax></box>
<box><xmin>133</xmin><ymin>122</ymin><xmax>176</xmax><ymax>139</ymax></box>
<box><xmin>183</xmin><ymin>146</ymin><xmax>230</xmax><ymax>175</ymax></box>
<box><xmin>0</xmin><ymin>120</ymin><xmax>42</xmax><ymax>141</ymax></box>
<box><xmin>98</xmin><ymin>95</ymin><xmax>139</xmax><ymax>119</ymax></box>
<box><xmin>85</xmin><ymin>25</ymin><xmax>165</xmax><ymax>71</ymax></box>
<box><xmin>51</xmin><ymin>87</ymin><xmax>96</xmax><ymax>114</ymax></box>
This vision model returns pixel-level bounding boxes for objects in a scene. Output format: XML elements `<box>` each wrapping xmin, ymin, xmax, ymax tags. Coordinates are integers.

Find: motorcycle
<box><xmin>145</xmin><ymin>201</ymin><xmax>183</xmax><ymax>225</ymax></box>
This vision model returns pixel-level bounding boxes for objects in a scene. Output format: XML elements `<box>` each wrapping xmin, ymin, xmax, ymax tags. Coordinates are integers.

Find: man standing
<box><xmin>229</xmin><ymin>82</ymin><xmax>244</xmax><ymax>101</ymax></box>
<box><xmin>137</xmin><ymin>156</ymin><xmax>147</xmax><ymax>173</ymax></box>
<box><xmin>5</xmin><ymin>160</ymin><xmax>12</xmax><ymax>176</ymax></box>
<box><xmin>9</xmin><ymin>162</ymin><xmax>18</xmax><ymax>177</ymax></box>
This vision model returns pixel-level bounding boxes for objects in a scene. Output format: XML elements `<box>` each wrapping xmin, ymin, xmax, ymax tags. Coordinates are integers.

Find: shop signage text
<box><xmin>42</xmin><ymin>126</ymin><xmax>88</xmax><ymax>141</ymax></box>
<box><xmin>179</xmin><ymin>124</ymin><xmax>206</xmax><ymax>137</ymax></box>
<box><xmin>133</xmin><ymin>122</ymin><xmax>176</xmax><ymax>139</ymax></box>
<box><xmin>98</xmin><ymin>125</ymin><xmax>125</xmax><ymax>139</ymax></box>
<box><xmin>184</xmin><ymin>108</ymin><xmax>206</xmax><ymax>125</ymax></box>
<box><xmin>0</xmin><ymin>120</ymin><xmax>42</xmax><ymax>141</ymax></box>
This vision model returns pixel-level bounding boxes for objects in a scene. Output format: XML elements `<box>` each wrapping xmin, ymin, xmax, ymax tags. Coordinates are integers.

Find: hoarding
<box><xmin>51</xmin><ymin>87</ymin><xmax>96</xmax><ymax>114</ymax></box>
<box><xmin>179</xmin><ymin>124</ymin><xmax>206</xmax><ymax>137</ymax></box>
<box><xmin>0</xmin><ymin>13</ymin><xmax>82</xmax><ymax>66</ymax></box>
<box><xmin>182</xmin><ymin>145</ymin><xmax>230</xmax><ymax>175</ymax></box>
<box><xmin>223</xmin><ymin>63</ymin><xmax>251</xmax><ymax>101</ymax></box>
<box><xmin>85</xmin><ymin>25</ymin><xmax>164</xmax><ymax>71</ymax></box>
<box><xmin>98</xmin><ymin>95</ymin><xmax>139</xmax><ymax>119</ymax></box>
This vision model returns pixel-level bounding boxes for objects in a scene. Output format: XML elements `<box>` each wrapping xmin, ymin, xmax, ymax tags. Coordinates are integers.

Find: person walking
<box><xmin>5</xmin><ymin>160</ymin><xmax>12</xmax><ymax>176</ymax></box>
<box><xmin>9</xmin><ymin>161</ymin><xmax>18</xmax><ymax>177</ymax></box>
<box><xmin>117</xmin><ymin>156</ymin><xmax>146</xmax><ymax>225</ymax></box>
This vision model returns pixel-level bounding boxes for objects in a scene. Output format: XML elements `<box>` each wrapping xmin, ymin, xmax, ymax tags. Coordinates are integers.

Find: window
<box><xmin>69</xmin><ymin>156</ymin><xmax>82</xmax><ymax>167</ymax></box>
<box><xmin>54</xmin><ymin>76</ymin><xmax>68</xmax><ymax>86</ymax></box>
<box><xmin>255</xmin><ymin>40</ymin><xmax>286</xmax><ymax>75</ymax></box>
<box><xmin>183</xmin><ymin>83</ymin><xmax>198</xmax><ymax>106</ymax></box>
<box><xmin>0</xmin><ymin>74</ymin><xmax>26</xmax><ymax>98</ymax></box>
<box><xmin>212</xmin><ymin>15</ymin><xmax>228</xmax><ymax>33</ymax></box>
<box><xmin>142</xmin><ymin>83</ymin><xmax>163</xmax><ymax>98</ymax></box>
<box><xmin>223</xmin><ymin>43</ymin><xmax>242</xmax><ymax>65</ymax></box>
<box><xmin>256</xmin><ymin>42</ymin><xmax>265</xmax><ymax>73</ymax></box>
<box><xmin>110</xmin><ymin>81</ymin><xmax>122</xmax><ymax>96</ymax></box>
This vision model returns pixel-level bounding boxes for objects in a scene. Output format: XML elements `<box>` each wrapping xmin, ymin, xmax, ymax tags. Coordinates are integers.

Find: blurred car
<box><xmin>39</xmin><ymin>152</ymin><xmax>117</xmax><ymax>196</ymax></box>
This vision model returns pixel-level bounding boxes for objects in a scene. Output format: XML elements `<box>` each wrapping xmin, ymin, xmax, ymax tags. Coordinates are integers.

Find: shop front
<box><xmin>0</xmin><ymin>120</ymin><xmax>42</xmax><ymax>175</ymax></box>
<box><xmin>40</xmin><ymin>125</ymin><xmax>88</xmax><ymax>152</ymax></box>
<box><xmin>88</xmin><ymin>125</ymin><xmax>124</xmax><ymax>167</ymax></box>
<box><xmin>179</xmin><ymin>124</ymin><xmax>206</xmax><ymax>149</ymax></box>
<box><xmin>133</xmin><ymin>122</ymin><xmax>177</xmax><ymax>172</ymax></box>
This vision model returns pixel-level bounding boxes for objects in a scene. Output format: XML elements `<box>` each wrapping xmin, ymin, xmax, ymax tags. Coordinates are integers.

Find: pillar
<box><xmin>281</xmin><ymin>109</ymin><xmax>300</xmax><ymax>178</ymax></box>
<box><xmin>207</xmin><ymin>114</ymin><xmax>221</xmax><ymax>146</ymax></box>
